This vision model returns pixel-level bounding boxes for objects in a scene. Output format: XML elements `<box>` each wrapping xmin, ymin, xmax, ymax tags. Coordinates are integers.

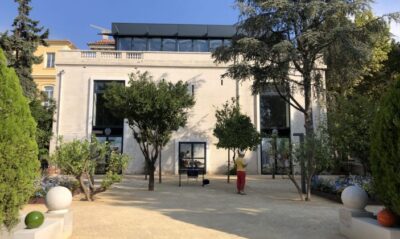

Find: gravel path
<box><xmin>23</xmin><ymin>175</ymin><xmax>354</xmax><ymax>239</ymax></box>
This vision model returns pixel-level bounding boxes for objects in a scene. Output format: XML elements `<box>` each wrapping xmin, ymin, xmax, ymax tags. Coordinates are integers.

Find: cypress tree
<box><xmin>370</xmin><ymin>79</ymin><xmax>400</xmax><ymax>216</ymax></box>
<box><xmin>0</xmin><ymin>0</ymin><xmax>53</xmax><ymax>162</ymax></box>
<box><xmin>0</xmin><ymin>0</ymin><xmax>49</xmax><ymax>100</ymax></box>
<box><xmin>0</xmin><ymin>49</ymin><xmax>40</xmax><ymax>230</ymax></box>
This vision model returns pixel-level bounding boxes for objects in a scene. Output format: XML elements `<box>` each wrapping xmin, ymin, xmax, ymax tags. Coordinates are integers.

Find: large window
<box><xmin>117</xmin><ymin>38</ymin><xmax>132</xmax><ymax>50</ymax></box>
<box><xmin>115</xmin><ymin>37</ymin><xmax>233</xmax><ymax>52</ymax></box>
<box><xmin>193</xmin><ymin>39</ymin><xmax>208</xmax><ymax>52</ymax></box>
<box><xmin>93</xmin><ymin>81</ymin><xmax>125</xmax><ymax>174</ymax></box>
<box><xmin>179</xmin><ymin>142</ymin><xmax>206</xmax><ymax>172</ymax></box>
<box><xmin>162</xmin><ymin>38</ymin><xmax>177</xmax><ymax>51</ymax></box>
<box><xmin>259</xmin><ymin>84</ymin><xmax>291</xmax><ymax>174</ymax></box>
<box><xmin>178</xmin><ymin>39</ymin><xmax>192</xmax><ymax>52</ymax></box>
<box><xmin>148</xmin><ymin>38</ymin><xmax>162</xmax><ymax>51</ymax></box>
<box><xmin>46</xmin><ymin>53</ymin><xmax>55</xmax><ymax>68</ymax></box>
<box><xmin>209</xmin><ymin>39</ymin><xmax>223</xmax><ymax>51</ymax></box>
<box><xmin>132</xmin><ymin>37</ymin><xmax>147</xmax><ymax>51</ymax></box>
<box><xmin>93</xmin><ymin>81</ymin><xmax>124</xmax><ymax>128</ymax></box>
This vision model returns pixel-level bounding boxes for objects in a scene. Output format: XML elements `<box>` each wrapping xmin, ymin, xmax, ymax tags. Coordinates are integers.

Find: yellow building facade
<box><xmin>32</xmin><ymin>40</ymin><xmax>76</xmax><ymax>96</ymax></box>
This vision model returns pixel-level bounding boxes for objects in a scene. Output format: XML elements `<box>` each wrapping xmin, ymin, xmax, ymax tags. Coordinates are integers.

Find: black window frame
<box><xmin>178</xmin><ymin>142</ymin><xmax>207</xmax><ymax>173</ymax></box>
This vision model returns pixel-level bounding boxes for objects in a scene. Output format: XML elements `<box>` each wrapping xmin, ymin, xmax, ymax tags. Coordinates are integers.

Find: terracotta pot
<box><xmin>377</xmin><ymin>208</ymin><xmax>397</xmax><ymax>227</ymax></box>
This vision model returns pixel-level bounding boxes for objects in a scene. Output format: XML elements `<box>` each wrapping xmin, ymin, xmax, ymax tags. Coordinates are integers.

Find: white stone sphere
<box><xmin>45</xmin><ymin>186</ymin><xmax>72</xmax><ymax>214</ymax></box>
<box><xmin>341</xmin><ymin>185</ymin><xmax>368</xmax><ymax>210</ymax></box>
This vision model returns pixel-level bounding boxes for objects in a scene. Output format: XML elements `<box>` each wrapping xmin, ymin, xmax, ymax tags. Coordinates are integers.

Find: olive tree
<box><xmin>104</xmin><ymin>71</ymin><xmax>195</xmax><ymax>191</ymax></box>
<box><xmin>51</xmin><ymin>137</ymin><xmax>129</xmax><ymax>201</ymax></box>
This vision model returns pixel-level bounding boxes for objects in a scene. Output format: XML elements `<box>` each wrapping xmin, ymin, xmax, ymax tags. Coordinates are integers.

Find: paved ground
<box><xmin>22</xmin><ymin>175</ymin><xmax>380</xmax><ymax>239</ymax></box>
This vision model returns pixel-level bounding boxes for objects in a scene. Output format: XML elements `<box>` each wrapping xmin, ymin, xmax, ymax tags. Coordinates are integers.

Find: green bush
<box><xmin>0</xmin><ymin>49</ymin><xmax>40</xmax><ymax>230</ymax></box>
<box><xmin>51</xmin><ymin>137</ymin><xmax>130</xmax><ymax>201</ymax></box>
<box><xmin>370</xmin><ymin>79</ymin><xmax>400</xmax><ymax>215</ymax></box>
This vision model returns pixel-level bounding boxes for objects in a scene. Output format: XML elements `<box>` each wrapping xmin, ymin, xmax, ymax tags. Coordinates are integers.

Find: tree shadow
<box><xmin>94</xmin><ymin>175</ymin><xmax>343</xmax><ymax>239</ymax></box>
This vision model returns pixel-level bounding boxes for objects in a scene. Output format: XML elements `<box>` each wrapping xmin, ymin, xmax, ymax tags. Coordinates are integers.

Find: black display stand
<box><xmin>178</xmin><ymin>167</ymin><xmax>205</xmax><ymax>186</ymax></box>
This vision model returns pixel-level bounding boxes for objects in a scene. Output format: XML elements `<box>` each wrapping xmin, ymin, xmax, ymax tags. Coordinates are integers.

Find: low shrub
<box><xmin>50</xmin><ymin>137</ymin><xmax>130</xmax><ymax>201</ymax></box>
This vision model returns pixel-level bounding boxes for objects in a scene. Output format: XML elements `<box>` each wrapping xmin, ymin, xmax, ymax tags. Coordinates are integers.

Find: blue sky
<box><xmin>0</xmin><ymin>0</ymin><xmax>399</xmax><ymax>49</ymax></box>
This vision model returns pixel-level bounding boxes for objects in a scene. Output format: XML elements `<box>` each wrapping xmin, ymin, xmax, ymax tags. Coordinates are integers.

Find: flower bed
<box><xmin>311</xmin><ymin>175</ymin><xmax>380</xmax><ymax>204</ymax></box>
<box><xmin>30</xmin><ymin>175</ymin><xmax>79</xmax><ymax>203</ymax></box>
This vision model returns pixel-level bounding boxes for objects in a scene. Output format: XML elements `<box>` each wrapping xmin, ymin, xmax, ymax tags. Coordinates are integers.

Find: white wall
<box><xmin>53</xmin><ymin>51</ymin><xmax>325</xmax><ymax>175</ymax></box>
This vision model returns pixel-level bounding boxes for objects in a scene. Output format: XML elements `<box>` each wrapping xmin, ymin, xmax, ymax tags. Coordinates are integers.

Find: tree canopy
<box><xmin>214</xmin><ymin>98</ymin><xmax>261</xmax><ymax>154</ymax></box>
<box><xmin>213</xmin><ymin>98</ymin><xmax>261</xmax><ymax>182</ymax></box>
<box><xmin>0</xmin><ymin>0</ymin><xmax>54</xmax><ymax>163</ymax></box>
<box><xmin>213</xmin><ymin>0</ymin><xmax>399</xmax><ymax>200</ymax></box>
<box><xmin>104</xmin><ymin>71</ymin><xmax>195</xmax><ymax>190</ymax></box>
<box><xmin>0</xmin><ymin>0</ymin><xmax>49</xmax><ymax>100</ymax></box>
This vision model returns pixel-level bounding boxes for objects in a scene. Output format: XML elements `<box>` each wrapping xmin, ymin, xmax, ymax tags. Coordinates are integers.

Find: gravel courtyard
<box><xmin>23</xmin><ymin>175</ymin><xmax>368</xmax><ymax>239</ymax></box>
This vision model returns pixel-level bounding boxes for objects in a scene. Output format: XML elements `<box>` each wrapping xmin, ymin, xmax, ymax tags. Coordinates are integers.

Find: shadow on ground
<box><xmin>92</xmin><ymin>175</ymin><xmax>345</xmax><ymax>239</ymax></box>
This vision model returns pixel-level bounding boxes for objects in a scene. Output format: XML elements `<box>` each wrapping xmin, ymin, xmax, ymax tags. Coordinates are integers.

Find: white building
<box><xmin>52</xmin><ymin>23</ymin><xmax>325</xmax><ymax>175</ymax></box>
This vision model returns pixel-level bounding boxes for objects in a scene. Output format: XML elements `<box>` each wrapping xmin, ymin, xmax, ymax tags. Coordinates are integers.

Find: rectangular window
<box><xmin>162</xmin><ymin>38</ymin><xmax>177</xmax><ymax>51</ymax></box>
<box><xmin>93</xmin><ymin>81</ymin><xmax>124</xmax><ymax>128</ymax></box>
<box><xmin>43</xmin><ymin>85</ymin><xmax>54</xmax><ymax>107</ymax></box>
<box><xmin>46</xmin><ymin>53</ymin><xmax>55</xmax><ymax>68</ymax></box>
<box><xmin>148</xmin><ymin>38</ymin><xmax>162</xmax><ymax>51</ymax></box>
<box><xmin>259</xmin><ymin>84</ymin><xmax>291</xmax><ymax>175</ymax></box>
<box><xmin>260</xmin><ymin>95</ymin><xmax>289</xmax><ymax>129</ymax></box>
<box><xmin>260</xmin><ymin>85</ymin><xmax>290</xmax><ymax>130</ymax></box>
<box><xmin>178</xmin><ymin>39</ymin><xmax>192</xmax><ymax>52</ymax></box>
<box><xmin>179</xmin><ymin>142</ymin><xmax>206</xmax><ymax>172</ymax></box>
<box><xmin>223</xmin><ymin>39</ymin><xmax>232</xmax><ymax>47</ymax></box>
<box><xmin>193</xmin><ymin>39</ymin><xmax>209</xmax><ymax>52</ymax></box>
<box><xmin>117</xmin><ymin>38</ymin><xmax>132</xmax><ymax>50</ymax></box>
<box><xmin>209</xmin><ymin>39</ymin><xmax>223</xmax><ymax>51</ymax></box>
<box><xmin>132</xmin><ymin>37</ymin><xmax>147</xmax><ymax>51</ymax></box>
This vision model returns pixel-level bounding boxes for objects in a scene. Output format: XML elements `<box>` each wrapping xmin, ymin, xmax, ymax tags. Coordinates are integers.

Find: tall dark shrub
<box><xmin>0</xmin><ymin>49</ymin><xmax>39</xmax><ymax>230</ymax></box>
<box><xmin>370</xmin><ymin>79</ymin><xmax>400</xmax><ymax>215</ymax></box>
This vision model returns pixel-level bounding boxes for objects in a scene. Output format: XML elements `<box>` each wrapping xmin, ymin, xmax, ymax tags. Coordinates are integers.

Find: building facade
<box><xmin>52</xmin><ymin>23</ymin><xmax>325</xmax><ymax>175</ymax></box>
<box><xmin>32</xmin><ymin>40</ymin><xmax>77</xmax><ymax>101</ymax></box>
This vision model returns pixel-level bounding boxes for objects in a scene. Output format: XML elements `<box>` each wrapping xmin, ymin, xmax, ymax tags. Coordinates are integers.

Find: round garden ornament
<box><xmin>341</xmin><ymin>185</ymin><xmax>368</xmax><ymax>210</ymax></box>
<box><xmin>45</xmin><ymin>186</ymin><xmax>72</xmax><ymax>214</ymax></box>
<box><xmin>24</xmin><ymin>211</ymin><xmax>44</xmax><ymax>229</ymax></box>
<box><xmin>377</xmin><ymin>208</ymin><xmax>397</xmax><ymax>227</ymax></box>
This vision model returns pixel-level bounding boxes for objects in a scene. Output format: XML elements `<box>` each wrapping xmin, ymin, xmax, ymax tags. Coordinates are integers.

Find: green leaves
<box><xmin>370</xmin><ymin>79</ymin><xmax>400</xmax><ymax>215</ymax></box>
<box><xmin>0</xmin><ymin>0</ymin><xmax>54</xmax><ymax>165</ymax></box>
<box><xmin>0</xmin><ymin>49</ymin><xmax>39</xmax><ymax>230</ymax></box>
<box><xmin>104</xmin><ymin>71</ymin><xmax>195</xmax><ymax>190</ymax></box>
<box><xmin>50</xmin><ymin>137</ymin><xmax>130</xmax><ymax>201</ymax></box>
<box><xmin>213</xmin><ymin>98</ymin><xmax>261</xmax><ymax>152</ymax></box>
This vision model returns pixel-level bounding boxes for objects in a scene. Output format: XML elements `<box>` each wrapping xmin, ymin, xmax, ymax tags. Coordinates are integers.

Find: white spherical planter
<box><xmin>45</xmin><ymin>186</ymin><xmax>72</xmax><ymax>214</ymax></box>
<box><xmin>341</xmin><ymin>185</ymin><xmax>368</xmax><ymax>211</ymax></box>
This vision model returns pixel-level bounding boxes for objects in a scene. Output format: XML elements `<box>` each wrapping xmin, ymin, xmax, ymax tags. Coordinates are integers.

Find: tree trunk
<box><xmin>288</xmin><ymin>174</ymin><xmax>304</xmax><ymax>201</ymax></box>
<box><xmin>159</xmin><ymin>148</ymin><xmax>162</xmax><ymax>184</ymax></box>
<box><xmin>78</xmin><ymin>174</ymin><xmax>92</xmax><ymax>201</ymax></box>
<box><xmin>148</xmin><ymin>168</ymin><xmax>155</xmax><ymax>191</ymax></box>
<box><xmin>227</xmin><ymin>149</ymin><xmax>230</xmax><ymax>183</ymax></box>
<box><xmin>86</xmin><ymin>172</ymin><xmax>95</xmax><ymax>192</ymax></box>
<box><xmin>304</xmin><ymin>71</ymin><xmax>315</xmax><ymax>201</ymax></box>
